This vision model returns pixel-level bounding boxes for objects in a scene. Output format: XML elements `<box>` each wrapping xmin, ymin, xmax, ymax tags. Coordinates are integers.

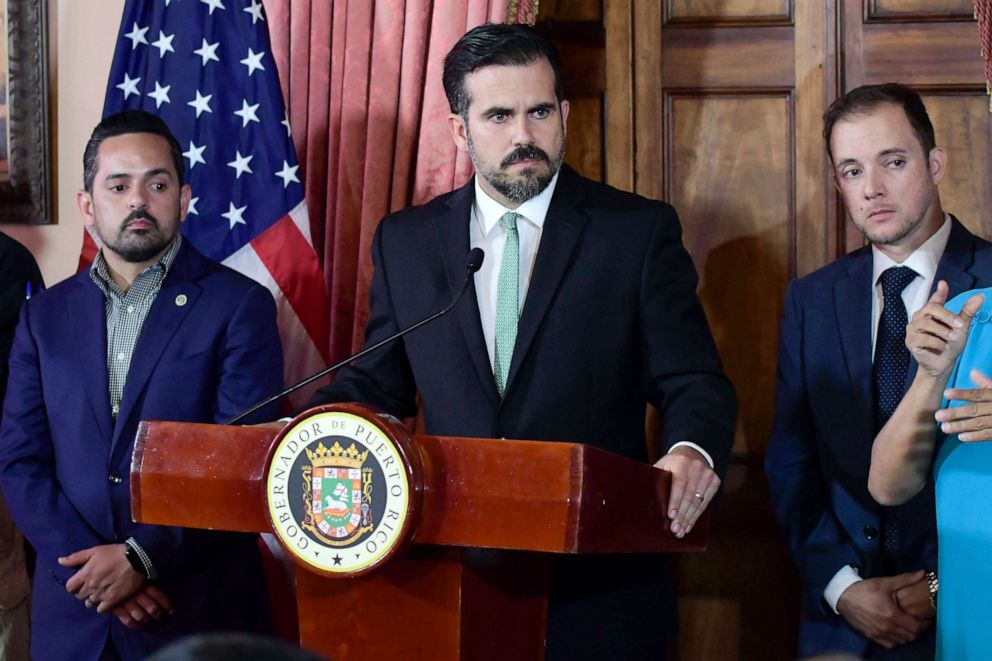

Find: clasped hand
<box><xmin>59</xmin><ymin>544</ymin><xmax>173</xmax><ymax>628</ymax></box>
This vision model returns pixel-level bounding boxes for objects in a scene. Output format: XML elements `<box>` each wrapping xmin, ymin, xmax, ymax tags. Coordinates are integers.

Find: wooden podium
<box><xmin>131</xmin><ymin>404</ymin><xmax>708</xmax><ymax>660</ymax></box>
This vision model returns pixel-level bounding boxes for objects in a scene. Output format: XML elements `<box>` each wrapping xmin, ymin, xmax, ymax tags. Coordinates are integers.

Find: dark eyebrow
<box><xmin>482</xmin><ymin>106</ymin><xmax>513</xmax><ymax>118</ymax></box>
<box><xmin>835</xmin><ymin>158</ymin><xmax>861</xmax><ymax>169</ymax></box>
<box><xmin>878</xmin><ymin>148</ymin><xmax>909</xmax><ymax>158</ymax></box>
<box><xmin>104</xmin><ymin>167</ymin><xmax>174</xmax><ymax>183</ymax></box>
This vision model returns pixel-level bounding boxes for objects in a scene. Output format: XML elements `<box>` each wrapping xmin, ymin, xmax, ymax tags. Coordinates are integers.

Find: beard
<box><xmin>469</xmin><ymin>134</ymin><xmax>565</xmax><ymax>204</ymax></box>
<box><xmin>99</xmin><ymin>209</ymin><xmax>175</xmax><ymax>263</ymax></box>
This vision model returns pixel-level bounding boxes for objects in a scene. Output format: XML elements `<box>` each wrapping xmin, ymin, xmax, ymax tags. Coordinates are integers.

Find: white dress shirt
<box><xmin>823</xmin><ymin>215</ymin><xmax>951</xmax><ymax>613</ymax></box>
<box><xmin>468</xmin><ymin>174</ymin><xmax>713</xmax><ymax>467</ymax></box>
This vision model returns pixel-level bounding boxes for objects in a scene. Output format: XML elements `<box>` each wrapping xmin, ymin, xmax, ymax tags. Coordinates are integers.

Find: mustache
<box><xmin>122</xmin><ymin>209</ymin><xmax>160</xmax><ymax>229</ymax></box>
<box><xmin>501</xmin><ymin>145</ymin><xmax>551</xmax><ymax>168</ymax></box>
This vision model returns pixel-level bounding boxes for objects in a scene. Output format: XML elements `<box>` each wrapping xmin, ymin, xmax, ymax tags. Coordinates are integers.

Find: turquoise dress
<box><xmin>934</xmin><ymin>287</ymin><xmax>992</xmax><ymax>659</ymax></box>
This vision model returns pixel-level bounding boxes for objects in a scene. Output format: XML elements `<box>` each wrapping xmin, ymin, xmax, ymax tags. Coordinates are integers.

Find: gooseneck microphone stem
<box><xmin>226</xmin><ymin>248</ymin><xmax>485</xmax><ymax>426</ymax></box>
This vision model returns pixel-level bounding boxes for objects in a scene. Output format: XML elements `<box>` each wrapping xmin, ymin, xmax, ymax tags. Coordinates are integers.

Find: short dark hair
<box><xmin>83</xmin><ymin>109</ymin><xmax>184</xmax><ymax>192</ymax></box>
<box><xmin>823</xmin><ymin>83</ymin><xmax>936</xmax><ymax>164</ymax></box>
<box><xmin>442</xmin><ymin>23</ymin><xmax>564</xmax><ymax>117</ymax></box>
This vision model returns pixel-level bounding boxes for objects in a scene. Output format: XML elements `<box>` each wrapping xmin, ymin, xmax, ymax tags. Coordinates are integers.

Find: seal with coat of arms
<box><xmin>265</xmin><ymin>409</ymin><xmax>413</xmax><ymax>576</ymax></box>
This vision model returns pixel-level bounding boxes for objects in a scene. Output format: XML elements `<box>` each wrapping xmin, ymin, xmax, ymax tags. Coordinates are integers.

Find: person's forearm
<box><xmin>869</xmin><ymin>370</ymin><xmax>947</xmax><ymax>505</ymax></box>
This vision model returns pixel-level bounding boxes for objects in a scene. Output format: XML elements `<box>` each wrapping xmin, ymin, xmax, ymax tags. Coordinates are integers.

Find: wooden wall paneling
<box><xmin>661</xmin><ymin>26</ymin><xmax>795</xmax><ymax>89</ymax></box>
<box><xmin>604</xmin><ymin>0</ymin><xmax>633</xmax><ymax>191</ymax></box>
<box><xmin>537</xmin><ymin>18</ymin><xmax>606</xmax><ymax>183</ymax></box>
<box><xmin>633</xmin><ymin>0</ymin><xmax>663</xmax><ymax>200</ymax></box>
<box><xmin>923</xmin><ymin>90</ymin><xmax>992</xmax><ymax>239</ymax></box>
<box><xmin>866</xmin><ymin>0</ymin><xmax>975</xmax><ymax>22</ymax></box>
<box><xmin>860</xmin><ymin>23</ymin><xmax>983</xmax><ymax>86</ymax></box>
<box><xmin>666</xmin><ymin>0</ymin><xmax>792</xmax><ymax>26</ymax></box>
<box><xmin>665</xmin><ymin>92</ymin><xmax>793</xmax><ymax>455</ymax></box>
<box><xmin>564</xmin><ymin>96</ymin><xmax>604</xmax><ymax>182</ymax></box>
<box><xmin>795</xmin><ymin>0</ymin><xmax>838</xmax><ymax>276</ymax></box>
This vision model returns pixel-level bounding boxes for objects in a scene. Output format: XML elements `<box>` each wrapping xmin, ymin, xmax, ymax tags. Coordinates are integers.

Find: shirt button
<box><xmin>112</xmin><ymin>404</ymin><xmax>120</xmax><ymax>415</ymax></box>
<box><xmin>126</xmin><ymin>305</ymin><xmax>134</xmax><ymax>314</ymax></box>
<box><xmin>117</xmin><ymin>352</ymin><xmax>125</xmax><ymax>361</ymax></box>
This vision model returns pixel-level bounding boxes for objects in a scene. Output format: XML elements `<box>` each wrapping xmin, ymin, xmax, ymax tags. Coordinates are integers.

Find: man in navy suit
<box><xmin>304</xmin><ymin>24</ymin><xmax>736</xmax><ymax>659</ymax></box>
<box><xmin>766</xmin><ymin>83</ymin><xmax>992</xmax><ymax>659</ymax></box>
<box><xmin>0</xmin><ymin>110</ymin><xmax>283</xmax><ymax>660</ymax></box>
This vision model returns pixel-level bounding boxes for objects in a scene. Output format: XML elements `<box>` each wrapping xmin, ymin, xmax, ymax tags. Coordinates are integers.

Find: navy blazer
<box><xmin>309</xmin><ymin>165</ymin><xmax>737</xmax><ymax>658</ymax></box>
<box><xmin>0</xmin><ymin>240</ymin><xmax>284</xmax><ymax>660</ymax></box>
<box><xmin>766</xmin><ymin>218</ymin><xmax>992</xmax><ymax>657</ymax></box>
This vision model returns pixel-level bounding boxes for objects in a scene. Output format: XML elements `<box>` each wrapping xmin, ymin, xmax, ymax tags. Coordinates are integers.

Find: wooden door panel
<box><xmin>867</xmin><ymin>0</ymin><xmax>974</xmax><ymax>21</ymax></box>
<box><xmin>859</xmin><ymin>23</ymin><xmax>983</xmax><ymax>85</ymax></box>
<box><xmin>667</xmin><ymin>0</ymin><xmax>792</xmax><ymax>25</ymax></box>
<box><xmin>925</xmin><ymin>92</ymin><xmax>992</xmax><ymax>238</ymax></box>
<box><xmin>667</xmin><ymin>93</ymin><xmax>792</xmax><ymax>453</ymax></box>
<box><xmin>661</xmin><ymin>27</ymin><xmax>794</xmax><ymax>88</ymax></box>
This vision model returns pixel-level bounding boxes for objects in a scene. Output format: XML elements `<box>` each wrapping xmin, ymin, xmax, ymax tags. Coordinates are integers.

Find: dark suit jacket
<box><xmin>0</xmin><ymin>232</ymin><xmax>43</xmax><ymax>413</ymax></box>
<box><xmin>0</xmin><ymin>240</ymin><xmax>284</xmax><ymax>660</ymax></box>
<box><xmin>765</xmin><ymin>218</ymin><xmax>992</xmax><ymax>658</ymax></box>
<box><xmin>309</xmin><ymin>165</ymin><xmax>737</xmax><ymax>659</ymax></box>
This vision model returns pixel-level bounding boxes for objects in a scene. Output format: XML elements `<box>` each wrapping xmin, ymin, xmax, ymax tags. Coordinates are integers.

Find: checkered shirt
<box><xmin>89</xmin><ymin>236</ymin><xmax>182</xmax><ymax>420</ymax></box>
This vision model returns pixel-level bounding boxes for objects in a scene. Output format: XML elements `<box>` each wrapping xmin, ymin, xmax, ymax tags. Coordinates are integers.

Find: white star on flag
<box><xmin>234</xmin><ymin>99</ymin><xmax>260</xmax><ymax>127</ymax></box>
<box><xmin>187</xmin><ymin>196</ymin><xmax>199</xmax><ymax>215</ymax></box>
<box><xmin>221</xmin><ymin>201</ymin><xmax>247</xmax><ymax>229</ymax></box>
<box><xmin>193</xmin><ymin>38</ymin><xmax>220</xmax><ymax>66</ymax></box>
<box><xmin>227</xmin><ymin>151</ymin><xmax>253</xmax><ymax>178</ymax></box>
<box><xmin>183</xmin><ymin>141</ymin><xmax>206</xmax><ymax>169</ymax></box>
<box><xmin>244</xmin><ymin>0</ymin><xmax>264</xmax><ymax>24</ymax></box>
<box><xmin>240</xmin><ymin>48</ymin><xmax>266</xmax><ymax>77</ymax></box>
<box><xmin>274</xmin><ymin>161</ymin><xmax>299</xmax><ymax>188</ymax></box>
<box><xmin>148</xmin><ymin>81</ymin><xmax>172</xmax><ymax>108</ymax></box>
<box><xmin>151</xmin><ymin>30</ymin><xmax>176</xmax><ymax>57</ymax></box>
<box><xmin>187</xmin><ymin>90</ymin><xmax>213</xmax><ymax>117</ymax></box>
<box><xmin>124</xmin><ymin>23</ymin><xmax>149</xmax><ymax>49</ymax></box>
<box><xmin>199</xmin><ymin>0</ymin><xmax>225</xmax><ymax>15</ymax></box>
<box><xmin>116</xmin><ymin>73</ymin><xmax>141</xmax><ymax>99</ymax></box>
<box><xmin>281</xmin><ymin>111</ymin><xmax>291</xmax><ymax>137</ymax></box>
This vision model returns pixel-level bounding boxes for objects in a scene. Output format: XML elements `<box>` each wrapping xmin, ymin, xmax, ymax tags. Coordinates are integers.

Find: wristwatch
<box><xmin>124</xmin><ymin>541</ymin><xmax>151</xmax><ymax>579</ymax></box>
<box><xmin>926</xmin><ymin>570</ymin><xmax>939</xmax><ymax>610</ymax></box>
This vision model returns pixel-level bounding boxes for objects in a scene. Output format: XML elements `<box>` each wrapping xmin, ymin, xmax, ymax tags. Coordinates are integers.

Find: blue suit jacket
<box><xmin>766</xmin><ymin>218</ymin><xmax>992</xmax><ymax>657</ymax></box>
<box><xmin>309</xmin><ymin>165</ymin><xmax>737</xmax><ymax>659</ymax></box>
<box><xmin>0</xmin><ymin>240</ymin><xmax>284</xmax><ymax>660</ymax></box>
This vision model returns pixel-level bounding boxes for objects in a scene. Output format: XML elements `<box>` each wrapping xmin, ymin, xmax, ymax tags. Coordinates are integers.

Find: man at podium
<box><xmin>302</xmin><ymin>24</ymin><xmax>737</xmax><ymax>660</ymax></box>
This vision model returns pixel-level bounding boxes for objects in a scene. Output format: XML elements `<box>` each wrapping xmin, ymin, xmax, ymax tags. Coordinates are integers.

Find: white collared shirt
<box><xmin>824</xmin><ymin>214</ymin><xmax>951</xmax><ymax>613</ymax></box>
<box><xmin>470</xmin><ymin>173</ymin><xmax>559</xmax><ymax>369</ymax></box>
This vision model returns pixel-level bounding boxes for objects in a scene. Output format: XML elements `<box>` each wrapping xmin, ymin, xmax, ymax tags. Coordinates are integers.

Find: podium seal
<box><xmin>265</xmin><ymin>407</ymin><xmax>416</xmax><ymax>576</ymax></box>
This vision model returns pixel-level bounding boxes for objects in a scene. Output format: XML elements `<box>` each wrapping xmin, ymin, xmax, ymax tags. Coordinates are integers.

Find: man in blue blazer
<box><xmin>305</xmin><ymin>24</ymin><xmax>737</xmax><ymax>660</ymax></box>
<box><xmin>766</xmin><ymin>84</ymin><xmax>992</xmax><ymax>659</ymax></box>
<box><xmin>0</xmin><ymin>110</ymin><xmax>284</xmax><ymax>660</ymax></box>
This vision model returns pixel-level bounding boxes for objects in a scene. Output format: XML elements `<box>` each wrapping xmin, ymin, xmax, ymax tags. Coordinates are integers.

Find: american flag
<box><xmin>83</xmin><ymin>0</ymin><xmax>329</xmax><ymax>408</ymax></box>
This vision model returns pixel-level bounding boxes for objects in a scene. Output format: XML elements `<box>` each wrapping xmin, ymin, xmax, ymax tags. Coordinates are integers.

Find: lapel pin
<box><xmin>175</xmin><ymin>294</ymin><xmax>188</xmax><ymax>307</ymax></box>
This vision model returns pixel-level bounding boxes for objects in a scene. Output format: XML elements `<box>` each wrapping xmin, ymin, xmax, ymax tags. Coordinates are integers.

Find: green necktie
<box><xmin>494</xmin><ymin>211</ymin><xmax>520</xmax><ymax>397</ymax></box>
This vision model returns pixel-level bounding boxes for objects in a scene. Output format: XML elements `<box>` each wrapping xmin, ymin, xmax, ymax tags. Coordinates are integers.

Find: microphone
<box><xmin>226</xmin><ymin>248</ymin><xmax>485</xmax><ymax>425</ymax></box>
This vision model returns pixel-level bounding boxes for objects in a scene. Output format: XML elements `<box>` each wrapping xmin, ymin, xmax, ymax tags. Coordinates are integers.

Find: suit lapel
<box><xmin>505</xmin><ymin>167</ymin><xmax>590</xmax><ymax>394</ymax></box>
<box><xmin>834</xmin><ymin>249</ymin><xmax>875</xmax><ymax>437</ymax></box>
<box><xmin>434</xmin><ymin>182</ymin><xmax>501</xmax><ymax>405</ymax></box>
<box><xmin>68</xmin><ymin>277</ymin><xmax>114</xmax><ymax>446</ymax></box>
<box><xmin>111</xmin><ymin>243</ymin><xmax>204</xmax><ymax>454</ymax></box>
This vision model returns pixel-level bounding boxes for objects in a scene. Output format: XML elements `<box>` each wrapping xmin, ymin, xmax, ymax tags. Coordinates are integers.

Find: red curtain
<box><xmin>266</xmin><ymin>0</ymin><xmax>510</xmax><ymax>362</ymax></box>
